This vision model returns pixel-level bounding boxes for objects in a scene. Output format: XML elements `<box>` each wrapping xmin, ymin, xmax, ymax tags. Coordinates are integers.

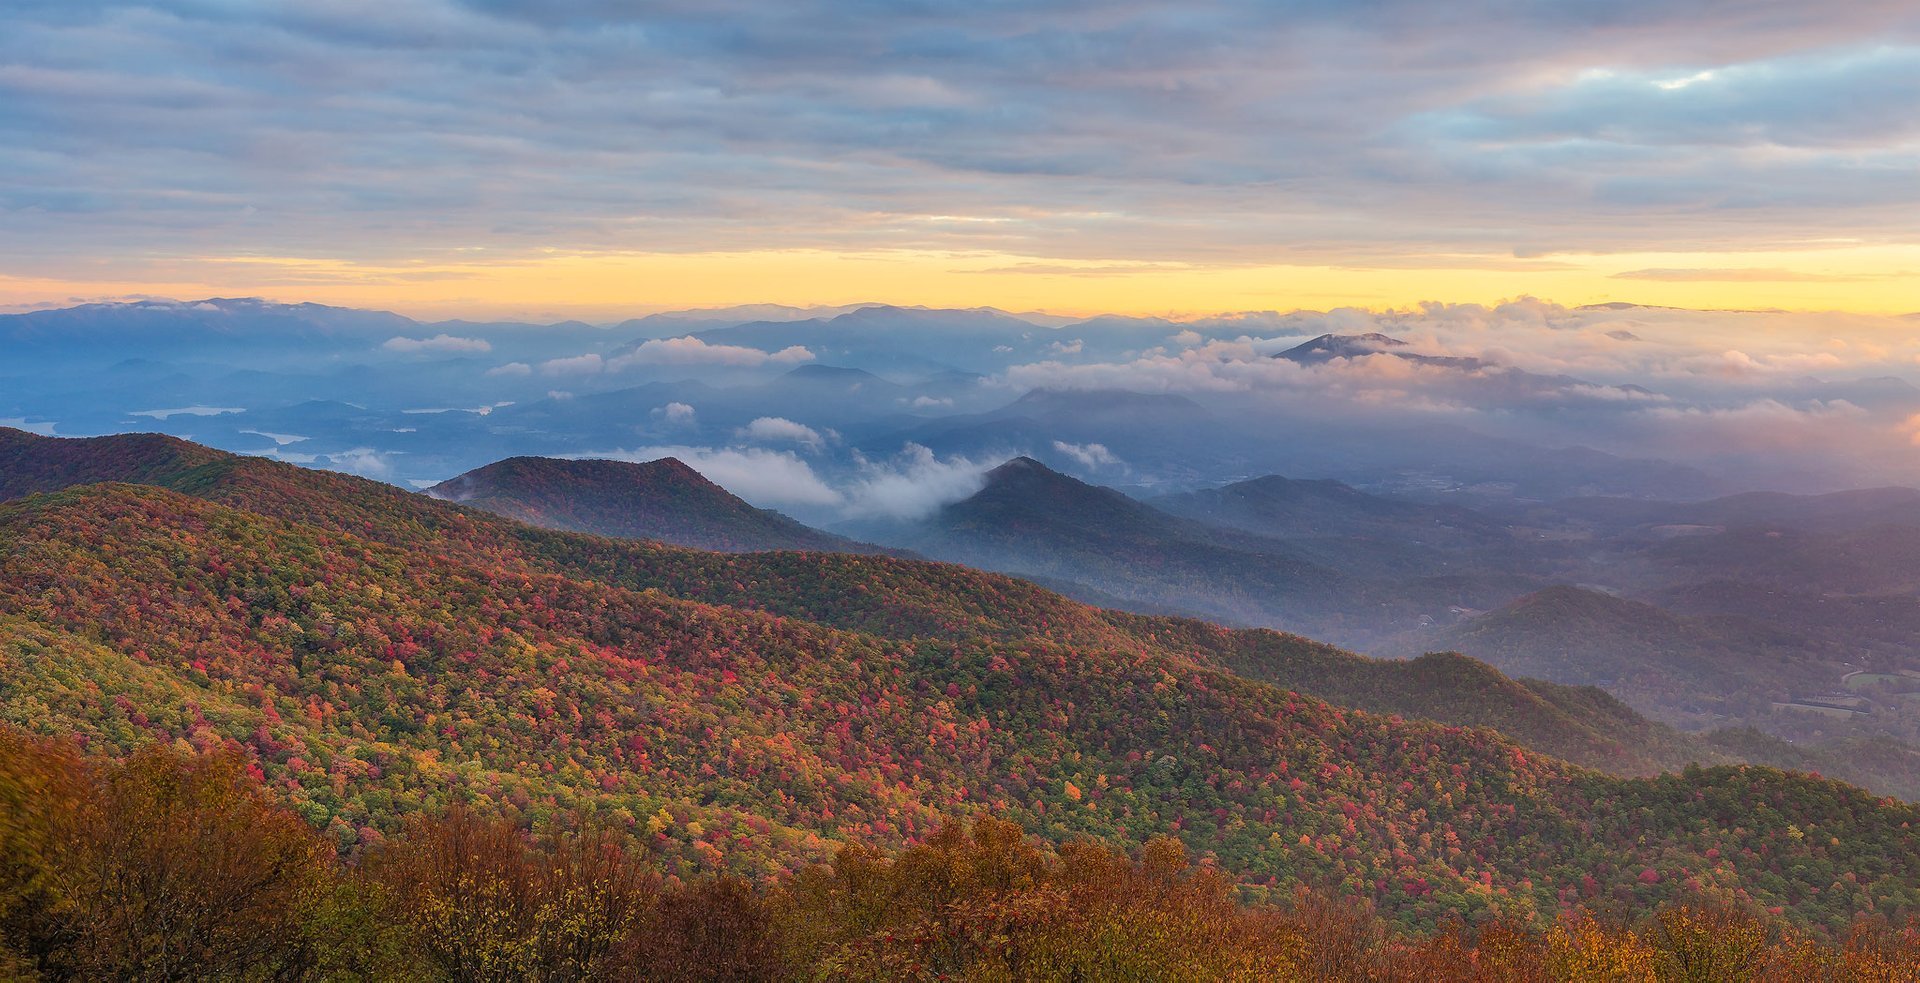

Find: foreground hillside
<box><xmin>3</xmin><ymin>431</ymin><xmax>1920</xmax><ymax>931</ymax></box>
<box><xmin>10</xmin><ymin>483</ymin><xmax>1920</xmax><ymax>928</ymax></box>
<box><xmin>6</xmin><ymin>734</ymin><xmax>1916</xmax><ymax>980</ymax></box>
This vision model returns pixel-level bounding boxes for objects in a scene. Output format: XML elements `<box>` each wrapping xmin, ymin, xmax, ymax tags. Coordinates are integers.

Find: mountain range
<box><xmin>11</xmin><ymin>425</ymin><xmax>1920</xmax><ymax>931</ymax></box>
<box><xmin>9</xmin><ymin>426</ymin><xmax>1920</xmax><ymax>931</ymax></box>
<box><xmin>416</xmin><ymin>438</ymin><xmax>1920</xmax><ymax>796</ymax></box>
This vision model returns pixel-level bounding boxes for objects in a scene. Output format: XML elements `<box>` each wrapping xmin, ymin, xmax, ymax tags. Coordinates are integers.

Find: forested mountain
<box><xmin>849</xmin><ymin>455</ymin><xmax>1354</xmax><ymax>630</ymax></box>
<box><xmin>1151</xmin><ymin>473</ymin><xmax>1511</xmax><ymax>550</ymax></box>
<box><xmin>427</xmin><ymin>455</ymin><xmax>886</xmax><ymax>554</ymax></box>
<box><xmin>851</xmin><ymin>456</ymin><xmax>1543</xmax><ymax>644</ymax></box>
<box><xmin>5</xmin><ymin>427</ymin><xmax>1920</xmax><ymax>934</ymax></box>
<box><xmin>1407</xmin><ymin>586</ymin><xmax>1830</xmax><ymax>724</ymax></box>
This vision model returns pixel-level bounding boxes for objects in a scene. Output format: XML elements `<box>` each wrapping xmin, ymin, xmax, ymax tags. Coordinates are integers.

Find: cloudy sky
<box><xmin>2</xmin><ymin>0</ymin><xmax>1916</xmax><ymax>319</ymax></box>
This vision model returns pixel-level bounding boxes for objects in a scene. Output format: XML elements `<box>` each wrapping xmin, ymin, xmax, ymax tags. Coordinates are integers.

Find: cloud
<box><xmin>402</xmin><ymin>401</ymin><xmax>513</xmax><ymax>415</ymax></box>
<box><xmin>1008</xmin><ymin>303</ymin><xmax>1920</xmax><ymax>404</ymax></box>
<box><xmin>567</xmin><ymin>440</ymin><xmax>998</xmax><ymax>518</ymax></box>
<box><xmin>1659</xmin><ymin>348</ymin><xmax>1846</xmax><ymax>380</ymax></box>
<box><xmin>1424</xmin><ymin>47</ymin><xmax>1920</xmax><ymax>153</ymax></box>
<box><xmin>841</xmin><ymin>444</ymin><xmax>1001</xmax><ymax>521</ymax></box>
<box><xmin>1625</xmin><ymin>399</ymin><xmax>1871</xmax><ymax>456</ymax></box>
<box><xmin>738</xmin><ymin>416</ymin><xmax>828</xmax><ymax>450</ymax></box>
<box><xmin>574</xmin><ymin>446</ymin><xmax>841</xmax><ymax>508</ymax></box>
<box><xmin>612</xmin><ymin>337</ymin><xmax>814</xmax><ymax>368</ymax></box>
<box><xmin>654</xmin><ymin>401</ymin><xmax>697</xmax><ymax>424</ymax></box>
<box><xmin>130</xmin><ymin>405</ymin><xmax>245</xmax><ymax>420</ymax></box>
<box><xmin>382</xmin><ymin>333</ymin><xmax>492</xmax><ymax>354</ymax></box>
<box><xmin>1611</xmin><ymin>268</ymin><xmax>1872</xmax><ymax>283</ymax></box>
<box><xmin>1052</xmin><ymin>440</ymin><xmax>1124</xmax><ymax>470</ymax></box>
<box><xmin>970</xmin><ymin>262</ymin><xmax>1198</xmax><ymax>277</ymax></box>
<box><xmin>248</xmin><ymin>446</ymin><xmax>318</xmax><ymax>464</ymax></box>
<box><xmin>240</xmin><ymin>430</ymin><xmax>309</xmax><ymax>445</ymax></box>
<box><xmin>320</xmin><ymin>447</ymin><xmax>399</xmax><ymax>478</ymax></box>
<box><xmin>3</xmin><ymin>0</ymin><xmax>1914</xmax><ymax>286</ymax></box>
<box><xmin>539</xmin><ymin>353</ymin><xmax>606</xmax><ymax>375</ymax></box>
<box><xmin>485</xmin><ymin>361</ymin><xmax>532</xmax><ymax>377</ymax></box>
<box><xmin>981</xmin><ymin>302</ymin><xmax>1920</xmax><ymax>488</ymax></box>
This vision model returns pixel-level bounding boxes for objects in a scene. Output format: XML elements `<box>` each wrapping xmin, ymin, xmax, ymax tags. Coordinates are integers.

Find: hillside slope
<box><xmin>6</xmin><ymin>482</ymin><xmax>1920</xmax><ymax>929</ymax></box>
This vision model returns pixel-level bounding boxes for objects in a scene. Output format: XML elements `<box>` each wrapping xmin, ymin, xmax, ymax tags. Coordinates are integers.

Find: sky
<box><xmin>2</xmin><ymin>0</ymin><xmax>1917</xmax><ymax>320</ymax></box>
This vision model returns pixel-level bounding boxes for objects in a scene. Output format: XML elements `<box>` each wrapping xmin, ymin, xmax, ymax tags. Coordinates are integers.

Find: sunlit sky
<box><xmin>3</xmin><ymin>2</ymin><xmax>1917</xmax><ymax>321</ymax></box>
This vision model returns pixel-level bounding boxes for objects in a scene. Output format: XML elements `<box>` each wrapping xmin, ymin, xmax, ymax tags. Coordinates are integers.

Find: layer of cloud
<box><xmin>614</xmin><ymin>337</ymin><xmax>815</xmax><ymax>368</ymax></box>
<box><xmin>577</xmin><ymin>446</ymin><xmax>843</xmax><ymax>508</ymax></box>
<box><xmin>990</xmin><ymin>302</ymin><xmax>1920</xmax><ymax>487</ymax></box>
<box><xmin>129</xmin><ymin>405</ymin><xmax>245</xmax><ymax>420</ymax></box>
<box><xmin>1612</xmin><ymin>268</ymin><xmax>1875</xmax><ymax>283</ymax></box>
<box><xmin>841</xmin><ymin>444</ymin><xmax>1002</xmax><ymax>521</ymax></box>
<box><xmin>320</xmin><ymin>447</ymin><xmax>399</xmax><ymax>479</ymax></box>
<box><xmin>570</xmin><ymin>441</ymin><xmax>998</xmax><ymax>518</ymax></box>
<box><xmin>383</xmin><ymin>333</ymin><xmax>491</xmax><ymax>354</ymax></box>
<box><xmin>240</xmin><ymin>429</ymin><xmax>309</xmax><ymax>445</ymax></box>
<box><xmin>539</xmin><ymin>353</ymin><xmax>607</xmax><ymax>376</ymax></box>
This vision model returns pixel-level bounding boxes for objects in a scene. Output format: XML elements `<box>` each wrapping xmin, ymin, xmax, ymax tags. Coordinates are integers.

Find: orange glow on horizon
<box><xmin>2</xmin><ymin>245</ymin><xmax>1915</xmax><ymax>322</ymax></box>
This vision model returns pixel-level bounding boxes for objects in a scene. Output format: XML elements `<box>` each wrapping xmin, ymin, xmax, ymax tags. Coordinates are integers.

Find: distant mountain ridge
<box><xmin>1406</xmin><ymin>585</ymin><xmax>1829</xmax><ymax>724</ymax></box>
<box><xmin>0</xmin><ymin>297</ymin><xmax>416</xmax><ymax>351</ymax></box>
<box><xmin>428</xmin><ymin>455</ymin><xmax>888</xmax><ymax>554</ymax></box>
<box><xmin>1152</xmin><ymin>473</ymin><xmax>1511</xmax><ymax>547</ymax></box>
<box><xmin>853</xmin><ymin>455</ymin><xmax>1452</xmax><ymax>636</ymax></box>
